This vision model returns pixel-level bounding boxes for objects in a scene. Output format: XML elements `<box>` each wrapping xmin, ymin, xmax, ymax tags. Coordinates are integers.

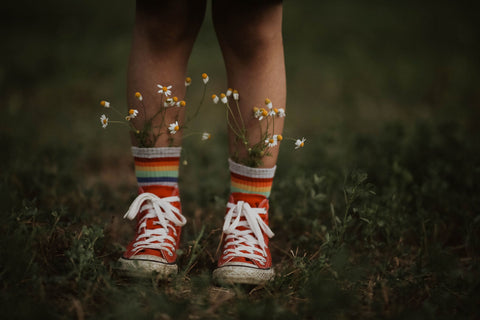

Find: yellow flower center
<box><xmin>274</xmin><ymin>108</ymin><xmax>279</xmax><ymax>113</ymax></box>
<box><xmin>227</xmin><ymin>88</ymin><xmax>233</xmax><ymax>92</ymax></box>
<box><xmin>300</xmin><ymin>142</ymin><xmax>304</xmax><ymax>147</ymax></box>
<box><xmin>135</xmin><ymin>92</ymin><xmax>141</xmax><ymax>98</ymax></box>
<box><xmin>265</xmin><ymin>98</ymin><xmax>271</xmax><ymax>105</ymax></box>
<box><xmin>262</xmin><ymin>109</ymin><xmax>268</xmax><ymax>116</ymax></box>
<box><xmin>173</xmin><ymin>96</ymin><xmax>178</xmax><ymax>102</ymax></box>
<box><xmin>277</xmin><ymin>135</ymin><xmax>283</xmax><ymax>141</ymax></box>
<box><xmin>220</xmin><ymin>93</ymin><xmax>226</xmax><ymax>99</ymax></box>
<box><xmin>202</xmin><ymin>73</ymin><xmax>208</xmax><ymax>79</ymax></box>
<box><xmin>180</xmin><ymin>101</ymin><xmax>186</xmax><ymax>107</ymax></box>
<box><xmin>185</xmin><ymin>77</ymin><xmax>191</xmax><ymax>83</ymax></box>
<box><xmin>211</xmin><ymin>94</ymin><xmax>217</xmax><ymax>99</ymax></box>
<box><xmin>162</xmin><ymin>86</ymin><xmax>168</xmax><ymax>92</ymax></box>
<box><xmin>269</xmin><ymin>138</ymin><xmax>274</xmax><ymax>144</ymax></box>
<box><xmin>174</xmin><ymin>125</ymin><xmax>179</xmax><ymax>131</ymax></box>
<box><xmin>100</xmin><ymin>101</ymin><xmax>106</xmax><ymax>106</ymax></box>
<box><xmin>129</xmin><ymin>109</ymin><xmax>135</xmax><ymax>115</ymax></box>
<box><xmin>253</xmin><ymin>107</ymin><xmax>259</xmax><ymax>113</ymax></box>
<box><xmin>233</xmin><ymin>89</ymin><xmax>238</xmax><ymax>94</ymax></box>
<box><xmin>102</xmin><ymin>119</ymin><xmax>107</xmax><ymax>124</ymax></box>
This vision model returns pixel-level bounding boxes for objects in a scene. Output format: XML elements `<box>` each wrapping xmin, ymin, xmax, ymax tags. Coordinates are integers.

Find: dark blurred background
<box><xmin>1</xmin><ymin>0</ymin><xmax>479</xmax><ymax>153</ymax></box>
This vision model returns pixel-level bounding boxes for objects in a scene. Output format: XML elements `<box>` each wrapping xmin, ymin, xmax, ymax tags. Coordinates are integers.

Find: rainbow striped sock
<box><xmin>132</xmin><ymin>147</ymin><xmax>181</xmax><ymax>188</ymax></box>
<box><xmin>229</xmin><ymin>159</ymin><xmax>276</xmax><ymax>198</ymax></box>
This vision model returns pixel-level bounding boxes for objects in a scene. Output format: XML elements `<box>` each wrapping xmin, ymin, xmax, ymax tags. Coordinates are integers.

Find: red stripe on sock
<box><xmin>230</xmin><ymin>172</ymin><xmax>274</xmax><ymax>184</ymax></box>
<box><xmin>134</xmin><ymin>157</ymin><xmax>180</xmax><ymax>163</ymax></box>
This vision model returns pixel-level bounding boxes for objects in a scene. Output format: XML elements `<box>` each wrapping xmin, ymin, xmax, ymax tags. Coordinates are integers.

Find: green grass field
<box><xmin>1</xmin><ymin>0</ymin><xmax>479</xmax><ymax>318</ymax></box>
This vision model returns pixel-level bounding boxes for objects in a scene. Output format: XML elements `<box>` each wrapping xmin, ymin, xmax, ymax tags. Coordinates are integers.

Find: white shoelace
<box><xmin>124</xmin><ymin>192</ymin><xmax>187</xmax><ymax>257</ymax></box>
<box><xmin>222</xmin><ymin>200</ymin><xmax>274</xmax><ymax>264</ymax></box>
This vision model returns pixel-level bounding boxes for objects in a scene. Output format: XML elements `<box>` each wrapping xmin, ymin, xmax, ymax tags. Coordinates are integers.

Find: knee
<box><xmin>135</xmin><ymin>0</ymin><xmax>206</xmax><ymax>47</ymax></box>
<box><xmin>213</xmin><ymin>3</ymin><xmax>283</xmax><ymax>59</ymax></box>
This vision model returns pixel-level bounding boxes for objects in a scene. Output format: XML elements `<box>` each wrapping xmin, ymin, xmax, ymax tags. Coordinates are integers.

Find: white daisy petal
<box><xmin>168</xmin><ymin>121</ymin><xmax>180</xmax><ymax>134</ymax></box>
<box><xmin>100</xmin><ymin>114</ymin><xmax>109</xmax><ymax>128</ymax></box>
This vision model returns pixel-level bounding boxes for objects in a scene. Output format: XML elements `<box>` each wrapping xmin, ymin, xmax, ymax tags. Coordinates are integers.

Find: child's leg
<box><xmin>118</xmin><ymin>0</ymin><xmax>206</xmax><ymax>277</ymax></box>
<box><xmin>212</xmin><ymin>0</ymin><xmax>286</xmax><ymax>168</ymax></box>
<box><xmin>128</xmin><ymin>0</ymin><xmax>207</xmax><ymax>147</ymax></box>
<box><xmin>211</xmin><ymin>0</ymin><xmax>285</xmax><ymax>285</ymax></box>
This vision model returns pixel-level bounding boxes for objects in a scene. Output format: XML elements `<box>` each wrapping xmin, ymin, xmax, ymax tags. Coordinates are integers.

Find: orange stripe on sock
<box><xmin>230</xmin><ymin>176</ymin><xmax>273</xmax><ymax>188</ymax></box>
<box><xmin>135</xmin><ymin>165</ymin><xmax>179</xmax><ymax>172</ymax></box>
<box><xmin>230</xmin><ymin>181</ymin><xmax>272</xmax><ymax>193</ymax></box>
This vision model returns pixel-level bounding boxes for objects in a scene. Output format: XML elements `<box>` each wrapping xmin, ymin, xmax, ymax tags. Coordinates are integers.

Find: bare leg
<box><xmin>118</xmin><ymin>1</ymin><xmax>207</xmax><ymax>278</ymax></box>
<box><xmin>212</xmin><ymin>0</ymin><xmax>286</xmax><ymax>168</ymax></box>
<box><xmin>127</xmin><ymin>0</ymin><xmax>207</xmax><ymax>147</ymax></box>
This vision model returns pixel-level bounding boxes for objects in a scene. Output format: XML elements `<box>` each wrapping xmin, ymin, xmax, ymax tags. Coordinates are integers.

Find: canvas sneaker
<box><xmin>213</xmin><ymin>192</ymin><xmax>275</xmax><ymax>285</ymax></box>
<box><xmin>117</xmin><ymin>185</ymin><xmax>186</xmax><ymax>278</ymax></box>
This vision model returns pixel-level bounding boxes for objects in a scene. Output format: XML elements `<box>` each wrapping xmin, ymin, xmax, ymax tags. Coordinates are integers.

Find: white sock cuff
<box><xmin>131</xmin><ymin>146</ymin><xmax>182</xmax><ymax>158</ymax></box>
<box><xmin>228</xmin><ymin>158</ymin><xmax>276</xmax><ymax>179</ymax></box>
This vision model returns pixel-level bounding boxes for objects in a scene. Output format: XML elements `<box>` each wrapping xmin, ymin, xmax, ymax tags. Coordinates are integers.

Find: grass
<box><xmin>1</xmin><ymin>0</ymin><xmax>480</xmax><ymax>319</ymax></box>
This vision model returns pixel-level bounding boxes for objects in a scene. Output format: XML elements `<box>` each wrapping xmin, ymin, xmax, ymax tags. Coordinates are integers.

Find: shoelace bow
<box><xmin>124</xmin><ymin>192</ymin><xmax>187</xmax><ymax>257</ymax></box>
<box><xmin>222</xmin><ymin>200</ymin><xmax>274</xmax><ymax>264</ymax></box>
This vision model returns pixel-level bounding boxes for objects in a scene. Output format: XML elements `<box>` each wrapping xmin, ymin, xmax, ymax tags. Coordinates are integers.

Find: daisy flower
<box><xmin>157</xmin><ymin>84</ymin><xmax>172</xmax><ymax>97</ymax></box>
<box><xmin>253</xmin><ymin>107</ymin><xmax>262</xmax><ymax>119</ymax></box>
<box><xmin>177</xmin><ymin>100</ymin><xmax>186</xmax><ymax>107</ymax></box>
<box><xmin>265</xmin><ymin>135</ymin><xmax>278</xmax><ymax>147</ymax></box>
<box><xmin>185</xmin><ymin>77</ymin><xmax>192</xmax><ymax>87</ymax></box>
<box><xmin>172</xmin><ymin>96</ymin><xmax>179</xmax><ymax>107</ymax></box>
<box><xmin>295</xmin><ymin>137</ymin><xmax>306</xmax><ymax>149</ymax></box>
<box><xmin>100</xmin><ymin>100</ymin><xmax>110</xmax><ymax>108</ymax></box>
<box><xmin>220</xmin><ymin>93</ymin><xmax>228</xmax><ymax>104</ymax></box>
<box><xmin>168</xmin><ymin>121</ymin><xmax>180</xmax><ymax>135</ymax></box>
<box><xmin>258</xmin><ymin>108</ymin><xmax>268</xmax><ymax>120</ymax></box>
<box><xmin>233</xmin><ymin>89</ymin><xmax>239</xmax><ymax>100</ymax></box>
<box><xmin>100</xmin><ymin>114</ymin><xmax>108</xmax><ymax>128</ymax></box>
<box><xmin>202</xmin><ymin>132</ymin><xmax>211</xmax><ymax>141</ymax></box>
<box><xmin>265</xmin><ymin>98</ymin><xmax>273</xmax><ymax>110</ymax></box>
<box><xmin>164</xmin><ymin>98</ymin><xmax>174</xmax><ymax>107</ymax></box>
<box><xmin>202</xmin><ymin>73</ymin><xmax>209</xmax><ymax>84</ymax></box>
<box><xmin>128</xmin><ymin>109</ymin><xmax>139</xmax><ymax>119</ymax></box>
<box><xmin>226</xmin><ymin>88</ymin><xmax>233</xmax><ymax>97</ymax></box>
<box><xmin>211</xmin><ymin>94</ymin><xmax>219</xmax><ymax>104</ymax></box>
<box><xmin>277</xmin><ymin>108</ymin><xmax>286</xmax><ymax>117</ymax></box>
<box><xmin>135</xmin><ymin>92</ymin><xmax>143</xmax><ymax>101</ymax></box>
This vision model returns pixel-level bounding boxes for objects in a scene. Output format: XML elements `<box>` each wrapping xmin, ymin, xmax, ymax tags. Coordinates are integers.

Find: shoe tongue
<box><xmin>140</xmin><ymin>185</ymin><xmax>178</xmax><ymax>197</ymax></box>
<box><xmin>231</xmin><ymin>192</ymin><xmax>267</xmax><ymax>207</ymax></box>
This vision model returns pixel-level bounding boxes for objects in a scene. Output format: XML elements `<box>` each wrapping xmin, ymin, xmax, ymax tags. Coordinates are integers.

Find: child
<box><xmin>117</xmin><ymin>0</ymin><xmax>286</xmax><ymax>285</ymax></box>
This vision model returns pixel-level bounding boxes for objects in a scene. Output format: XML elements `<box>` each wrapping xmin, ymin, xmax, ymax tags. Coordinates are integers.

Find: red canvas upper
<box><xmin>217</xmin><ymin>192</ymin><xmax>273</xmax><ymax>269</ymax></box>
<box><xmin>122</xmin><ymin>185</ymin><xmax>183</xmax><ymax>264</ymax></box>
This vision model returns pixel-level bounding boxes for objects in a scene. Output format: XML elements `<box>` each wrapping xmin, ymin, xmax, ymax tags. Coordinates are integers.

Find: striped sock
<box><xmin>229</xmin><ymin>159</ymin><xmax>276</xmax><ymax>198</ymax></box>
<box><xmin>132</xmin><ymin>146</ymin><xmax>181</xmax><ymax>188</ymax></box>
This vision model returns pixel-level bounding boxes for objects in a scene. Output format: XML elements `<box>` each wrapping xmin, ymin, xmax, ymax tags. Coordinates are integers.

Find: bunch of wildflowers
<box><xmin>99</xmin><ymin>73</ymin><xmax>212</xmax><ymax>147</ymax></box>
<box><xmin>211</xmin><ymin>89</ymin><xmax>305</xmax><ymax>167</ymax></box>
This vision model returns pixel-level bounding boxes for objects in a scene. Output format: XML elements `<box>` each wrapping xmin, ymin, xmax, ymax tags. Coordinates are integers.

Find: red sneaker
<box><xmin>118</xmin><ymin>185</ymin><xmax>186</xmax><ymax>278</ymax></box>
<box><xmin>213</xmin><ymin>193</ymin><xmax>275</xmax><ymax>285</ymax></box>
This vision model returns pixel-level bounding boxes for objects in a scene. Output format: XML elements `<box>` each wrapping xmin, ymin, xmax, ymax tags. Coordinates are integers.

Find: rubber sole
<box><xmin>117</xmin><ymin>257</ymin><xmax>177</xmax><ymax>278</ymax></box>
<box><xmin>212</xmin><ymin>264</ymin><xmax>274</xmax><ymax>285</ymax></box>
